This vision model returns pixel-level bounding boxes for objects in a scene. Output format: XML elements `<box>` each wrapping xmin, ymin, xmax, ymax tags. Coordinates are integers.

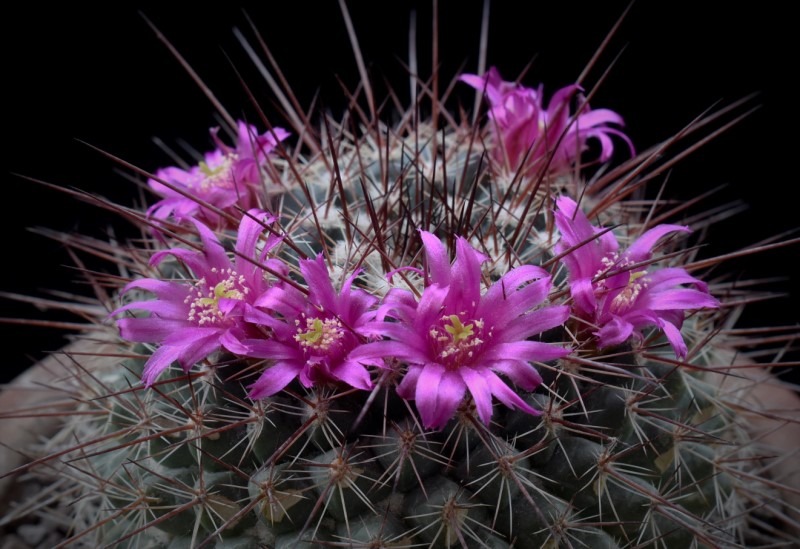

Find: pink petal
<box><xmin>235</xmin><ymin>209</ymin><xmax>274</xmax><ymax>270</ymax></box>
<box><xmin>595</xmin><ymin>316</ymin><xmax>635</xmax><ymax>348</ymax></box>
<box><xmin>570</xmin><ymin>277</ymin><xmax>598</xmax><ymax>317</ymax></box>
<box><xmin>431</xmin><ymin>371</ymin><xmax>467</xmax><ymax>429</ymax></box>
<box><xmin>396</xmin><ymin>365</ymin><xmax>421</xmax><ymax>400</ymax></box>
<box><xmin>331</xmin><ymin>360</ymin><xmax>373</xmax><ymax>390</ymax></box>
<box><xmin>643</xmin><ymin>288</ymin><xmax>719</xmax><ymax>311</ymax></box>
<box><xmin>501</xmin><ymin>306</ymin><xmax>571</xmax><ymax>343</ymax></box>
<box><xmin>645</xmin><ymin>268</ymin><xmax>709</xmax><ymax>293</ymax></box>
<box><xmin>412</xmin><ymin>284</ymin><xmax>448</xmax><ymax>333</ymax></box>
<box><xmin>485</xmin><ymin>371</ymin><xmax>538</xmax><ymax>416</ymax></box>
<box><xmin>448</xmin><ymin>237</ymin><xmax>487</xmax><ymax>312</ymax></box>
<box><xmin>459</xmin><ymin>73</ymin><xmax>488</xmax><ymax>91</ymax></box>
<box><xmin>150</xmin><ymin>248</ymin><xmax>205</xmax><ymax>274</ymax></box>
<box><xmin>626</xmin><ymin>224</ymin><xmax>690</xmax><ymax>262</ymax></box>
<box><xmin>658</xmin><ymin>319</ymin><xmax>688</xmax><ymax>359</ymax></box>
<box><xmin>575</xmin><ymin>108</ymin><xmax>625</xmax><ymax>128</ymax></box>
<box><xmin>483</xmin><ymin>341</ymin><xmax>570</xmax><ymax>363</ymax></box>
<box><xmin>460</xmin><ymin>367</ymin><xmax>493</xmax><ymax>425</ymax></box>
<box><xmin>142</xmin><ymin>345</ymin><xmax>185</xmax><ymax>386</ymax></box>
<box><xmin>237</xmin><ymin>339</ymin><xmax>300</xmax><ymax>361</ymax></box>
<box><xmin>190</xmin><ymin>219</ymin><xmax>230</xmax><ymax>271</ymax></box>
<box><xmin>479</xmin><ymin>269</ymin><xmax>552</xmax><ymax>325</ymax></box>
<box><xmin>300</xmin><ymin>255</ymin><xmax>338</xmax><ymax>312</ymax></box>
<box><xmin>219</xmin><ymin>330</ymin><xmax>251</xmax><ymax>355</ymax></box>
<box><xmin>120</xmin><ymin>278</ymin><xmax>185</xmax><ymax>300</ymax></box>
<box><xmin>489</xmin><ymin>360</ymin><xmax>543</xmax><ymax>392</ymax></box>
<box><xmin>419</xmin><ymin>231</ymin><xmax>451</xmax><ymax>286</ymax></box>
<box><xmin>480</xmin><ymin>265</ymin><xmax>548</xmax><ymax>310</ymax></box>
<box><xmin>415</xmin><ymin>363</ymin><xmax>446</xmax><ymax>428</ymax></box>
<box><xmin>349</xmin><ymin>340</ymin><xmax>427</xmax><ymax>364</ymax></box>
<box><xmin>176</xmin><ymin>333</ymin><xmax>224</xmax><ymax>372</ymax></box>
<box><xmin>248</xmin><ymin>361</ymin><xmax>302</xmax><ymax>399</ymax></box>
<box><xmin>113</xmin><ymin>298</ymin><xmax>188</xmax><ymax>321</ymax></box>
<box><xmin>243</xmin><ymin>304</ymin><xmax>284</xmax><ymax>331</ymax></box>
<box><xmin>117</xmin><ymin>317</ymin><xmax>191</xmax><ymax>343</ymax></box>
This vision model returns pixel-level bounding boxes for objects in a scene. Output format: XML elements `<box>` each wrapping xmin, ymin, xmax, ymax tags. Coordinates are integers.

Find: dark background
<box><xmin>3</xmin><ymin>3</ymin><xmax>798</xmax><ymax>384</ymax></box>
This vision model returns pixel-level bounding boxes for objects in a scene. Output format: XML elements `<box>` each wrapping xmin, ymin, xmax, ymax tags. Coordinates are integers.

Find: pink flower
<box><xmin>555</xmin><ymin>196</ymin><xmax>719</xmax><ymax>358</ymax></box>
<box><xmin>460</xmin><ymin>67</ymin><xmax>632</xmax><ymax>173</ymax></box>
<box><xmin>239</xmin><ymin>255</ymin><xmax>381</xmax><ymax>398</ymax></box>
<box><xmin>352</xmin><ymin>232</ymin><xmax>570</xmax><ymax>429</ymax></box>
<box><xmin>113</xmin><ymin>210</ymin><xmax>282</xmax><ymax>385</ymax></box>
<box><xmin>147</xmin><ymin>121</ymin><xmax>289</xmax><ymax>228</ymax></box>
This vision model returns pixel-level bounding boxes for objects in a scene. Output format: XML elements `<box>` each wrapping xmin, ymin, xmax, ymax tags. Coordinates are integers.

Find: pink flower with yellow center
<box><xmin>460</xmin><ymin>67</ymin><xmax>632</xmax><ymax>174</ymax></box>
<box><xmin>352</xmin><ymin>232</ymin><xmax>570</xmax><ymax>429</ymax></box>
<box><xmin>555</xmin><ymin>196</ymin><xmax>719</xmax><ymax>358</ymax></box>
<box><xmin>238</xmin><ymin>255</ymin><xmax>381</xmax><ymax>398</ymax></box>
<box><xmin>147</xmin><ymin>121</ymin><xmax>289</xmax><ymax>228</ymax></box>
<box><xmin>113</xmin><ymin>210</ymin><xmax>282</xmax><ymax>385</ymax></box>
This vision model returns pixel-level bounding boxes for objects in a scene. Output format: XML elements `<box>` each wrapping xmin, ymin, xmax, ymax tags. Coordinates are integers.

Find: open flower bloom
<box><xmin>113</xmin><ymin>210</ymin><xmax>282</xmax><ymax>385</ymax></box>
<box><xmin>240</xmin><ymin>255</ymin><xmax>381</xmax><ymax>399</ymax></box>
<box><xmin>460</xmin><ymin>67</ymin><xmax>632</xmax><ymax>174</ymax></box>
<box><xmin>351</xmin><ymin>232</ymin><xmax>570</xmax><ymax>429</ymax></box>
<box><xmin>554</xmin><ymin>196</ymin><xmax>719</xmax><ymax>358</ymax></box>
<box><xmin>147</xmin><ymin>121</ymin><xmax>289</xmax><ymax>227</ymax></box>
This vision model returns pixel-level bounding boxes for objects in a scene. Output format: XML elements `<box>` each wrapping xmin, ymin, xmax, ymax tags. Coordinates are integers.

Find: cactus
<box><xmin>2</xmin><ymin>4</ymin><xmax>798</xmax><ymax>549</ymax></box>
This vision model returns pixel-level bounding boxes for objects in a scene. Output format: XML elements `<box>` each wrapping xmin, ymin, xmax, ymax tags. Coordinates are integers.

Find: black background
<box><xmin>4</xmin><ymin>3</ymin><xmax>798</xmax><ymax>383</ymax></box>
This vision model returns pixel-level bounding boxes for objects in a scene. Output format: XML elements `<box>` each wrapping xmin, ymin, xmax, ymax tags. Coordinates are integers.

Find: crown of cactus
<box><xmin>2</xmin><ymin>5</ymin><xmax>798</xmax><ymax>549</ymax></box>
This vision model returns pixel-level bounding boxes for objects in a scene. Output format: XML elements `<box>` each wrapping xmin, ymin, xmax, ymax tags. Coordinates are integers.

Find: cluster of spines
<box><xmin>13</xmin><ymin>334</ymin><xmax>751</xmax><ymax>547</ymax></box>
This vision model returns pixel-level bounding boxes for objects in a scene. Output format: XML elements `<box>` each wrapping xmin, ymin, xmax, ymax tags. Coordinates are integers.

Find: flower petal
<box><xmin>447</xmin><ymin>237</ymin><xmax>487</xmax><ymax>312</ymax></box>
<box><xmin>432</xmin><ymin>371</ymin><xmax>467</xmax><ymax>429</ymax></box>
<box><xmin>300</xmin><ymin>254</ymin><xmax>338</xmax><ymax>312</ymax></box>
<box><xmin>460</xmin><ymin>367</ymin><xmax>493</xmax><ymax>425</ymax></box>
<box><xmin>415</xmin><ymin>362</ymin><xmax>446</xmax><ymax>429</ymax></box>
<box><xmin>419</xmin><ymin>231</ymin><xmax>451</xmax><ymax>287</ymax></box>
<box><xmin>331</xmin><ymin>360</ymin><xmax>373</xmax><ymax>390</ymax></box>
<box><xmin>658</xmin><ymin>319</ymin><xmax>688</xmax><ymax>359</ymax></box>
<box><xmin>483</xmin><ymin>341</ymin><xmax>570</xmax><ymax>363</ymax></box>
<box><xmin>117</xmin><ymin>317</ymin><xmax>192</xmax><ymax>343</ymax></box>
<box><xmin>499</xmin><ymin>305</ymin><xmax>571</xmax><ymax>342</ymax></box>
<box><xmin>489</xmin><ymin>360</ymin><xmax>543</xmax><ymax>392</ymax></box>
<box><xmin>626</xmin><ymin>224</ymin><xmax>690</xmax><ymax>262</ymax></box>
<box><xmin>248</xmin><ymin>361</ymin><xmax>303</xmax><ymax>399</ymax></box>
<box><xmin>644</xmin><ymin>288</ymin><xmax>719</xmax><ymax>311</ymax></box>
<box><xmin>484</xmin><ymin>371</ymin><xmax>538</xmax><ymax>416</ymax></box>
<box><xmin>142</xmin><ymin>345</ymin><xmax>185</xmax><ymax>386</ymax></box>
<box><xmin>396</xmin><ymin>365</ymin><xmax>421</xmax><ymax>400</ymax></box>
<box><xmin>595</xmin><ymin>316</ymin><xmax>635</xmax><ymax>348</ymax></box>
<box><xmin>190</xmin><ymin>218</ymin><xmax>230</xmax><ymax>271</ymax></box>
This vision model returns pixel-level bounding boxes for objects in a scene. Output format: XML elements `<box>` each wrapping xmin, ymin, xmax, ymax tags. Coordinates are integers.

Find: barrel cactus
<box><xmin>2</xmin><ymin>4</ymin><xmax>798</xmax><ymax>549</ymax></box>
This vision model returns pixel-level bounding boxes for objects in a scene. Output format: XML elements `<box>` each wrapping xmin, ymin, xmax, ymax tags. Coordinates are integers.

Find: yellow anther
<box><xmin>294</xmin><ymin>317</ymin><xmax>345</xmax><ymax>352</ymax></box>
<box><xmin>628</xmin><ymin>270</ymin><xmax>647</xmax><ymax>283</ymax></box>
<box><xmin>444</xmin><ymin>315</ymin><xmax>475</xmax><ymax>342</ymax></box>
<box><xmin>199</xmin><ymin>160</ymin><xmax>225</xmax><ymax>178</ymax></box>
<box><xmin>296</xmin><ymin>318</ymin><xmax>325</xmax><ymax>344</ymax></box>
<box><xmin>187</xmin><ymin>272</ymin><xmax>247</xmax><ymax>325</ymax></box>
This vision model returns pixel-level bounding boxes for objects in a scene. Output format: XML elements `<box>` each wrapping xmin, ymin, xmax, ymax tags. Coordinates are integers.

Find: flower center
<box><xmin>195</xmin><ymin>154</ymin><xmax>238</xmax><ymax>191</ymax></box>
<box><xmin>185</xmin><ymin>268</ymin><xmax>248</xmax><ymax>325</ymax></box>
<box><xmin>609</xmin><ymin>270</ymin><xmax>648</xmax><ymax>314</ymax></box>
<box><xmin>294</xmin><ymin>316</ymin><xmax>345</xmax><ymax>354</ymax></box>
<box><xmin>431</xmin><ymin>314</ymin><xmax>486</xmax><ymax>370</ymax></box>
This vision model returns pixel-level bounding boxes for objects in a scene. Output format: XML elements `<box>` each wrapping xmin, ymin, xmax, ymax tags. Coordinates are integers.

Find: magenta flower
<box><xmin>113</xmin><ymin>210</ymin><xmax>282</xmax><ymax>385</ymax></box>
<box><xmin>554</xmin><ymin>196</ymin><xmax>719</xmax><ymax>358</ymax></box>
<box><xmin>460</xmin><ymin>67</ymin><xmax>632</xmax><ymax>173</ymax></box>
<box><xmin>352</xmin><ymin>232</ymin><xmax>570</xmax><ymax>429</ymax></box>
<box><xmin>239</xmin><ymin>255</ymin><xmax>381</xmax><ymax>399</ymax></box>
<box><xmin>147</xmin><ymin>121</ymin><xmax>289</xmax><ymax>228</ymax></box>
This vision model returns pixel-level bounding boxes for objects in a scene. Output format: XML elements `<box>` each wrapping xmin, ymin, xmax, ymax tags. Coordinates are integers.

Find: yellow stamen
<box><xmin>444</xmin><ymin>315</ymin><xmax>475</xmax><ymax>342</ymax></box>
